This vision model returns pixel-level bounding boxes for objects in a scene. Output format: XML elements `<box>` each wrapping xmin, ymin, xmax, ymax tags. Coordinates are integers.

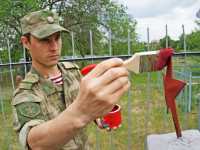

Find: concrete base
<box><xmin>146</xmin><ymin>129</ymin><xmax>200</xmax><ymax>150</ymax></box>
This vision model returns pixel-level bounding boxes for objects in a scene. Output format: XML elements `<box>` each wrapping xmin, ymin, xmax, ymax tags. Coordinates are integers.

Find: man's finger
<box><xmin>89</xmin><ymin>58</ymin><xmax>123</xmax><ymax>78</ymax></box>
<box><xmin>97</xmin><ymin>67</ymin><xmax>129</xmax><ymax>86</ymax></box>
<box><xmin>98</xmin><ymin>76</ymin><xmax>129</xmax><ymax>96</ymax></box>
<box><xmin>110</xmin><ymin>81</ymin><xmax>130</xmax><ymax>104</ymax></box>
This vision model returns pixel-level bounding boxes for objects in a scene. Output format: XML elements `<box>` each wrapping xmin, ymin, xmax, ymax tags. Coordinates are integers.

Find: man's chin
<box><xmin>46</xmin><ymin>60</ymin><xmax>59</xmax><ymax>67</ymax></box>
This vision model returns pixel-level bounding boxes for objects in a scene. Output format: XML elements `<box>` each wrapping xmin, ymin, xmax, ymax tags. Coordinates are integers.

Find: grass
<box><xmin>0</xmin><ymin>97</ymin><xmax>21</xmax><ymax>150</ymax></box>
<box><xmin>0</xmin><ymin>62</ymin><xmax>200</xmax><ymax>150</ymax></box>
<box><xmin>86</xmin><ymin>72</ymin><xmax>199</xmax><ymax>150</ymax></box>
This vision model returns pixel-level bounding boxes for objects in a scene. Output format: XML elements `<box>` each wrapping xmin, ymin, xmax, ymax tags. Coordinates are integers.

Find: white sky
<box><xmin>115</xmin><ymin>0</ymin><xmax>200</xmax><ymax>41</ymax></box>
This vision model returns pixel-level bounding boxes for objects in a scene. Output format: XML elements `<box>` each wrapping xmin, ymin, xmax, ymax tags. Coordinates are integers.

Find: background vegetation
<box><xmin>0</xmin><ymin>0</ymin><xmax>200</xmax><ymax>64</ymax></box>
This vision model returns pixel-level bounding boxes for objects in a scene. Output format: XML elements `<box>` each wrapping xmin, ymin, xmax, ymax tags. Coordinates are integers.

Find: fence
<box><xmin>0</xmin><ymin>25</ymin><xmax>200</xmax><ymax>150</ymax></box>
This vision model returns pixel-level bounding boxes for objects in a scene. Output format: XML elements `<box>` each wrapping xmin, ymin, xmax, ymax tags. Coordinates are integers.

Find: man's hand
<box><xmin>70</xmin><ymin>58</ymin><xmax>130</xmax><ymax>126</ymax></box>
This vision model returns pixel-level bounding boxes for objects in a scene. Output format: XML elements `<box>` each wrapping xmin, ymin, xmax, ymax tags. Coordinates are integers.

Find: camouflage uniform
<box><xmin>12</xmin><ymin>62</ymin><xmax>90</xmax><ymax>150</ymax></box>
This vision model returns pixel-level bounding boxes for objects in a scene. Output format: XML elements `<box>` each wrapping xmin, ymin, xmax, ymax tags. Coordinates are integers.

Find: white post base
<box><xmin>146</xmin><ymin>129</ymin><xmax>200</xmax><ymax>150</ymax></box>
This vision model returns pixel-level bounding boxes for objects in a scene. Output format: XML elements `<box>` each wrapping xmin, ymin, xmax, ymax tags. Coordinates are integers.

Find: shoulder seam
<box><xmin>61</xmin><ymin>62</ymin><xmax>79</xmax><ymax>69</ymax></box>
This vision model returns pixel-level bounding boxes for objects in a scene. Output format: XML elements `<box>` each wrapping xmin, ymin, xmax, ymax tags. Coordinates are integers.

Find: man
<box><xmin>12</xmin><ymin>10</ymin><xmax>130</xmax><ymax>150</ymax></box>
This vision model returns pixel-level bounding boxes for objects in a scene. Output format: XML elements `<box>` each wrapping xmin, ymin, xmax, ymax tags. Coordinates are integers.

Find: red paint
<box><xmin>80</xmin><ymin>64</ymin><xmax>97</xmax><ymax>75</ymax></box>
<box><xmin>158</xmin><ymin>48</ymin><xmax>186</xmax><ymax>138</ymax></box>
<box><xmin>156</xmin><ymin>48</ymin><xmax>174</xmax><ymax>70</ymax></box>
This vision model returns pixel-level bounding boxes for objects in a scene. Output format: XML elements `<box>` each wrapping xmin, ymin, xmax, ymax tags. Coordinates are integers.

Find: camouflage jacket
<box><xmin>12</xmin><ymin>62</ymin><xmax>89</xmax><ymax>150</ymax></box>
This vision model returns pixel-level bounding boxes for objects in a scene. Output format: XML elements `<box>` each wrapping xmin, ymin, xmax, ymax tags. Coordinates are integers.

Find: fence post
<box><xmin>145</xmin><ymin>27</ymin><xmax>151</xmax><ymax>138</ymax></box>
<box><xmin>198</xmin><ymin>94</ymin><xmax>200</xmax><ymax>131</ymax></box>
<box><xmin>71</xmin><ymin>32</ymin><xmax>75</xmax><ymax>58</ymax></box>
<box><xmin>127</xmin><ymin>76</ymin><xmax>133</xmax><ymax>150</ymax></box>
<box><xmin>128</xmin><ymin>29</ymin><xmax>131</xmax><ymax>55</ymax></box>
<box><xmin>7</xmin><ymin>37</ymin><xmax>15</xmax><ymax>90</ymax></box>
<box><xmin>188</xmin><ymin>72</ymin><xmax>192</xmax><ymax>112</ymax></box>
<box><xmin>23</xmin><ymin>46</ymin><xmax>27</xmax><ymax>73</ymax></box>
<box><xmin>165</xmin><ymin>24</ymin><xmax>168</xmax><ymax>48</ymax></box>
<box><xmin>109</xmin><ymin>28</ymin><xmax>112</xmax><ymax>56</ymax></box>
<box><xmin>89</xmin><ymin>30</ymin><xmax>94</xmax><ymax>63</ymax></box>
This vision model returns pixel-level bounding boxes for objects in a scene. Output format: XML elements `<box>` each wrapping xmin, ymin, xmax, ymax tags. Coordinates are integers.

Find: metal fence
<box><xmin>0</xmin><ymin>25</ymin><xmax>200</xmax><ymax>150</ymax></box>
<box><xmin>0</xmin><ymin>53</ymin><xmax>200</xmax><ymax>150</ymax></box>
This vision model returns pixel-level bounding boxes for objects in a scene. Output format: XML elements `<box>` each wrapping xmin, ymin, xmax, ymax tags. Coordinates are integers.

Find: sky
<box><xmin>115</xmin><ymin>0</ymin><xmax>200</xmax><ymax>41</ymax></box>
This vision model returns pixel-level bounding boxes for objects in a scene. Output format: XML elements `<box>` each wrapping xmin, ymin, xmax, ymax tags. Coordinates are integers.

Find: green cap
<box><xmin>20</xmin><ymin>10</ymin><xmax>68</xmax><ymax>39</ymax></box>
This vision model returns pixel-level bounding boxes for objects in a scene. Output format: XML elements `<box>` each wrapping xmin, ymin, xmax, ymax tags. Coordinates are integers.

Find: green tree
<box><xmin>185</xmin><ymin>30</ymin><xmax>200</xmax><ymax>51</ymax></box>
<box><xmin>0</xmin><ymin>0</ymin><xmax>137</xmax><ymax>62</ymax></box>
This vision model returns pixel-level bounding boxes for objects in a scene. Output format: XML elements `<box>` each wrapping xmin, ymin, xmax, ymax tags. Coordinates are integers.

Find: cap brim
<box><xmin>31</xmin><ymin>24</ymin><xmax>69</xmax><ymax>39</ymax></box>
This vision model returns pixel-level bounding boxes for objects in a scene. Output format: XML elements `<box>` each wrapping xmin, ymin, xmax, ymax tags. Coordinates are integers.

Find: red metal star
<box><xmin>158</xmin><ymin>48</ymin><xmax>186</xmax><ymax>138</ymax></box>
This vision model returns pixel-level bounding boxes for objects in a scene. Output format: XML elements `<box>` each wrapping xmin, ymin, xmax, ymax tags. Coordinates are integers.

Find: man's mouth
<box><xmin>49</xmin><ymin>55</ymin><xmax>59</xmax><ymax>60</ymax></box>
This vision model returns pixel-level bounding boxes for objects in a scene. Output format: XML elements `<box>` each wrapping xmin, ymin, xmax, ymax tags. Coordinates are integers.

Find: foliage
<box><xmin>185</xmin><ymin>30</ymin><xmax>200</xmax><ymax>51</ymax></box>
<box><xmin>0</xmin><ymin>0</ymin><xmax>137</xmax><ymax>63</ymax></box>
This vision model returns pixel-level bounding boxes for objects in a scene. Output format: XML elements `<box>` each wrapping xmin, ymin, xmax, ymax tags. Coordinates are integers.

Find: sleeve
<box><xmin>12</xmin><ymin>91</ymin><xmax>45</xmax><ymax>150</ymax></box>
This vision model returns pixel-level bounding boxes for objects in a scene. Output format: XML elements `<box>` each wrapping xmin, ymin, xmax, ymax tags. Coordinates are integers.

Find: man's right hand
<box><xmin>69</xmin><ymin>58</ymin><xmax>130</xmax><ymax>127</ymax></box>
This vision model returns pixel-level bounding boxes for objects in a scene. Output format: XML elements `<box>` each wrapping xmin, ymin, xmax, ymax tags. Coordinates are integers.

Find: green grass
<box><xmin>86</xmin><ymin>73</ymin><xmax>199</xmax><ymax>150</ymax></box>
<box><xmin>0</xmin><ymin>97</ymin><xmax>22</xmax><ymax>150</ymax></box>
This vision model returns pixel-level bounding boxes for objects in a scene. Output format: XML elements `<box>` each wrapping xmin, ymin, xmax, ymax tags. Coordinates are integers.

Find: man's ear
<box><xmin>21</xmin><ymin>36</ymin><xmax>31</xmax><ymax>50</ymax></box>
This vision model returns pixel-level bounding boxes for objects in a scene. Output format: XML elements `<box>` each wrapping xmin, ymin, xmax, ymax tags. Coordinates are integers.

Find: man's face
<box><xmin>23</xmin><ymin>32</ymin><xmax>62</xmax><ymax>68</ymax></box>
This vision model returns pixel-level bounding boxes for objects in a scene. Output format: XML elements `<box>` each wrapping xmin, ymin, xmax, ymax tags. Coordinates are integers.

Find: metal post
<box><xmin>108</xmin><ymin>29</ymin><xmax>113</xmax><ymax>149</ymax></box>
<box><xmin>147</xmin><ymin>27</ymin><xmax>150</xmax><ymax>51</ymax></box>
<box><xmin>198</xmin><ymin>94</ymin><xmax>200</xmax><ymax>131</ymax></box>
<box><xmin>128</xmin><ymin>29</ymin><xmax>131</xmax><ymax>55</ymax></box>
<box><xmin>182</xmin><ymin>24</ymin><xmax>187</xmax><ymax>64</ymax></box>
<box><xmin>89</xmin><ymin>30</ymin><xmax>94</xmax><ymax>62</ymax></box>
<box><xmin>188</xmin><ymin>72</ymin><xmax>192</xmax><ymax>112</ymax></box>
<box><xmin>109</xmin><ymin>29</ymin><xmax>112</xmax><ymax>56</ymax></box>
<box><xmin>6</xmin><ymin>35</ymin><xmax>13</xmax><ymax>150</ymax></box>
<box><xmin>165</xmin><ymin>24</ymin><xmax>168</xmax><ymax>48</ymax></box>
<box><xmin>127</xmin><ymin>76</ymin><xmax>133</xmax><ymax>150</ymax></box>
<box><xmin>71</xmin><ymin>32</ymin><xmax>75</xmax><ymax>58</ymax></box>
<box><xmin>182</xmin><ymin>25</ymin><xmax>186</xmax><ymax>52</ymax></box>
<box><xmin>145</xmin><ymin>27</ymin><xmax>151</xmax><ymax>137</ymax></box>
<box><xmin>7</xmin><ymin>37</ymin><xmax>15</xmax><ymax>90</ymax></box>
<box><xmin>109</xmin><ymin>131</ymin><xmax>114</xmax><ymax>150</ymax></box>
<box><xmin>89</xmin><ymin>29</ymin><xmax>100</xmax><ymax>150</ymax></box>
<box><xmin>95</xmin><ymin>127</ymin><xmax>100</xmax><ymax>150</ymax></box>
<box><xmin>0</xmin><ymin>81</ymin><xmax>5</xmax><ymax>119</ymax></box>
<box><xmin>23</xmin><ymin>46</ymin><xmax>27</xmax><ymax>73</ymax></box>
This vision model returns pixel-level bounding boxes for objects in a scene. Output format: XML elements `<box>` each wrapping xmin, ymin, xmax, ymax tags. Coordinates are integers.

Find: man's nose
<box><xmin>49</xmin><ymin>39</ymin><xmax>59</xmax><ymax>51</ymax></box>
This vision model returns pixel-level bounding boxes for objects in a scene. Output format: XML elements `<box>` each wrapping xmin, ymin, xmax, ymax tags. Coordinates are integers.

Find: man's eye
<box><xmin>55</xmin><ymin>35</ymin><xmax>61</xmax><ymax>41</ymax></box>
<box><xmin>40</xmin><ymin>38</ymin><xmax>49</xmax><ymax>42</ymax></box>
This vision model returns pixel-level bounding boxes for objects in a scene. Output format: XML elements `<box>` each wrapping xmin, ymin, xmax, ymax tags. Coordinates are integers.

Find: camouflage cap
<box><xmin>20</xmin><ymin>10</ymin><xmax>68</xmax><ymax>39</ymax></box>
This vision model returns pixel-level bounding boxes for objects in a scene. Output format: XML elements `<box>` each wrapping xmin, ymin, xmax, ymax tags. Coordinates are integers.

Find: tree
<box><xmin>0</xmin><ymin>0</ymin><xmax>137</xmax><ymax>63</ymax></box>
<box><xmin>185</xmin><ymin>30</ymin><xmax>200</xmax><ymax>51</ymax></box>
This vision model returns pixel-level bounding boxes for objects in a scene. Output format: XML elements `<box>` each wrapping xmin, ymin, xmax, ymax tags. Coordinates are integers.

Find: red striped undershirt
<box><xmin>49</xmin><ymin>72</ymin><xmax>63</xmax><ymax>85</ymax></box>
